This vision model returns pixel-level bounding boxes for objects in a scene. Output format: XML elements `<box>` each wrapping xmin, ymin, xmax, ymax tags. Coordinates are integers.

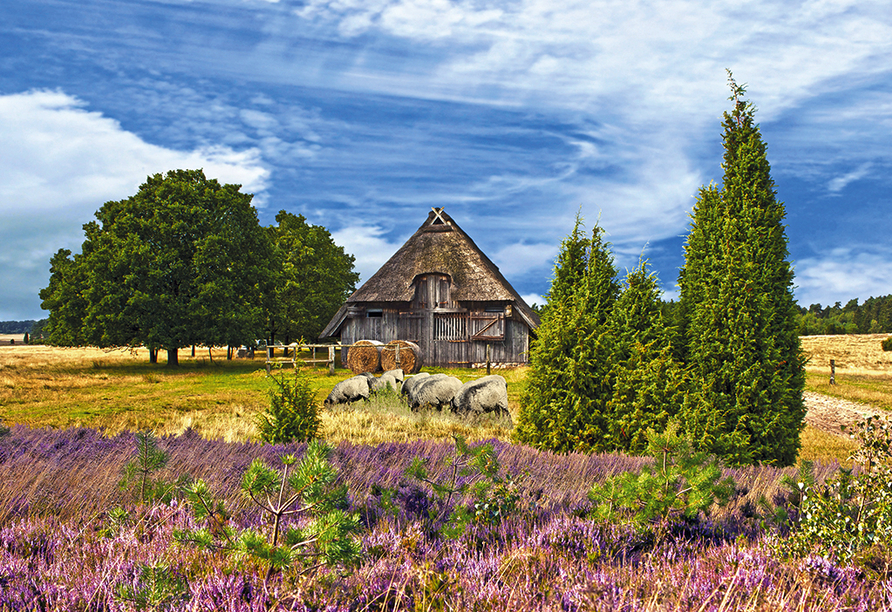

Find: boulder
<box><xmin>409</xmin><ymin>374</ymin><xmax>463</xmax><ymax>409</ymax></box>
<box><xmin>325</xmin><ymin>375</ymin><xmax>371</xmax><ymax>404</ymax></box>
<box><xmin>452</xmin><ymin>375</ymin><xmax>509</xmax><ymax>416</ymax></box>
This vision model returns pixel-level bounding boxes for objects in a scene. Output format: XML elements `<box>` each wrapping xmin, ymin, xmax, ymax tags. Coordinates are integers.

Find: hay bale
<box><xmin>345</xmin><ymin>340</ymin><xmax>383</xmax><ymax>374</ymax></box>
<box><xmin>381</xmin><ymin>340</ymin><xmax>423</xmax><ymax>374</ymax></box>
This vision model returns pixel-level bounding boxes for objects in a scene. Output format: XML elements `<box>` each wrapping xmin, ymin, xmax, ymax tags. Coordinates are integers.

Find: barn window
<box><xmin>367</xmin><ymin>309</ymin><xmax>383</xmax><ymax>318</ymax></box>
<box><xmin>412</xmin><ymin>273</ymin><xmax>452</xmax><ymax>310</ymax></box>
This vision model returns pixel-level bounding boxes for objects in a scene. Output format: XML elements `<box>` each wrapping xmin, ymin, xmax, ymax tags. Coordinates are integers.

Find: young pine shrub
<box><xmin>881</xmin><ymin>336</ymin><xmax>892</xmax><ymax>352</ymax></box>
<box><xmin>119</xmin><ymin>430</ymin><xmax>185</xmax><ymax>504</ymax></box>
<box><xmin>403</xmin><ymin>435</ymin><xmax>527</xmax><ymax>538</ymax></box>
<box><xmin>258</xmin><ymin>369</ymin><xmax>321</xmax><ymax>444</ymax></box>
<box><xmin>114</xmin><ymin>562</ymin><xmax>189</xmax><ymax>611</ymax></box>
<box><xmin>588</xmin><ymin>422</ymin><xmax>734</xmax><ymax>540</ymax></box>
<box><xmin>176</xmin><ymin>440</ymin><xmax>362</xmax><ymax>585</ymax></box>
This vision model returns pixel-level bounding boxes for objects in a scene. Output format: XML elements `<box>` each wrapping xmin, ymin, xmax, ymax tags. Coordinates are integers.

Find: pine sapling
<box><xmin>588</xmin><ymin>422</ymin><xmax>734</xmax><ymax>539</ymax></box>
<box><xmin>175</xmin><ymin>440</ymin><xmax>362</xmax><ymax>588</ymax></box>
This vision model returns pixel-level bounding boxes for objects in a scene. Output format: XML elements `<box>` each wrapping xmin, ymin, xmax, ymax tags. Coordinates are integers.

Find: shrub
<box><xmin>588</xmin><ymin>422</ymin><xmax>734</xmax><ymax>540</ymax></box>
<box><xmin>882</xmin><ymin>336</ymin><xmax>892</xmax><ymax>352</ymax></box>
<box><xmin>781</xmin><ymin>415</ymin><xmax>892</xmax><ymax>569</ymax></box>
<box><xmin>258</xmin><ymin>370</ymin><xmax>321</xmax><ymax>444</ymax></box>
<box><xmin>176</xmin><ymin>440</ymin><xmax>362</xmax><ymax>584</ymax></box>
<box><xmin>119</xmin><ymin>430</ymin><xmax>184</xmax><ymax>504</ymax></box>
<box><xmin>403</xmin><ymin>435</ymin><xmax>527</xmax><ymax>537</ymax></box>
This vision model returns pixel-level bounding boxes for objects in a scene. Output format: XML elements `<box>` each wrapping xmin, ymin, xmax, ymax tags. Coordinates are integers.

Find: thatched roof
<box><xmin>320</xmin><ymin>208</ymin><xmax>540</xmax><ymax>337</ymax></box>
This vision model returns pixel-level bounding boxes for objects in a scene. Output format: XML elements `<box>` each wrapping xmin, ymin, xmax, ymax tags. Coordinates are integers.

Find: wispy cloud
<box><xmin>3</xmin><ymin>0</ymin><xmax>892</xmax><ymax>318</ymax></box>
<box><xmin>329</xmin><ymin>224</ymin><xmax>409</xmax><ymax>284</ymax></box>
<box><xmin>0</xmin><ymin>89</ymin><xmax>269</xmax><ymax>319</ymax></box>
<box><xmin>827</xmin><ymin>163</ymin><xmax>873</xmax><ymax>194</ymax></box>
<box><xmin>795</xmin><ymin>247</ymin><xmax>892</xmax><ymax>307</ymax></box>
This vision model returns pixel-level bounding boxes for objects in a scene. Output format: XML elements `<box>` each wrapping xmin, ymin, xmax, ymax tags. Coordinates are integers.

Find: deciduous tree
<box><xmin>42</xmin><ymin>170</ymin><xmax>274</xmax><ymax>365</ymax></box>
<box><xmin>265</xmin><ymin>211</ymin><xmax>358</xmax><ymax>344</ymax></box>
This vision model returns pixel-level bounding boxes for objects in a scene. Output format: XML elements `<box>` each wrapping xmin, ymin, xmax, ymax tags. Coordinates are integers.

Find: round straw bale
<box><xmin>381</xmin><ymin>340</ymin><xmax>423</xmax><ymax>374</ymax></box>
<box><xmin>345</xmin><ymin>339</ymin><xmax>383</xmax><ymax>374</ymax></box>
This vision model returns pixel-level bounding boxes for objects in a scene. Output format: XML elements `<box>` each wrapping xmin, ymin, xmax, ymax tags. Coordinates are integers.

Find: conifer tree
<box><xmin>515</xmin><ymin>215</ymin><xmax>620</xmax><ymax>452</ymax></box>
<box><xmin>678</xmin><ymin>72</ymin><xmax>805</xmax><ymax>466</ymax></box>
<box><xmin>606</xmin><ymin>261</ymin><xmax>687</xmax><ymax>454</ymax></box>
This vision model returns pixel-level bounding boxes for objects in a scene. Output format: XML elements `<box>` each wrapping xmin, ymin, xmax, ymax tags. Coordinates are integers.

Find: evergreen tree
<box><xmin>515</xmin><ymin>215</ymin><xmax>620</xmax><ymax>452</ymax></box>
<box><xmin>606</xmin><ymin>261</ymin><xmax>687</xmax><ymax>454</ymax></box>
<box><xmin>678</xmin><ymin>73</ymin><xmax>805</xmax><ymax>466</ymax></box>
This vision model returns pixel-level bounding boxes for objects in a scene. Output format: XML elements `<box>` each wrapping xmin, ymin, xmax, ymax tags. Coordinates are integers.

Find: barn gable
<box><xmin>320</xmin><ymin>208</ymin><xmax>539</xmax><ymax>367</ymax></box>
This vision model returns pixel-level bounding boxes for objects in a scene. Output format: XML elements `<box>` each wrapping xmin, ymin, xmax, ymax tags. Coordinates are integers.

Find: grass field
<box><xmin>0</xmin><ymin>344</ymin><xmax>520</xmax><ymax>444</ymax></box>
<box><xmin>801</xmin><ymin>333</ymin><xmax>892</xmax><ymax>410</ymax></box>
<box><xmin>1</xmin><ymin>334</ymin><xmax>890</xmax><ymax>461</ymax></box>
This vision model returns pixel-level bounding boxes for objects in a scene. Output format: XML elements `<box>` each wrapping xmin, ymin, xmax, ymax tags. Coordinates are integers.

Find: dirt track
<box><xmin>804</xmin><ymin>391</ymin><xmax>885</xmax><ymax>436</ymax></box>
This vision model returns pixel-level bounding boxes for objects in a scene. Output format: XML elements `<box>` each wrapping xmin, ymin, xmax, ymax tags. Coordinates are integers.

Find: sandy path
<box><xmin>804</xmin><ymin>391</ymin><xmax>885</xmax><ymax>436</ymax></box>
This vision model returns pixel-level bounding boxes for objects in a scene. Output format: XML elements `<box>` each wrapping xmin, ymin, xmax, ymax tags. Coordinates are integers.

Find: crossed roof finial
<box><xmin>431</xmin><ymin>207</ymin><xmax>447</xmax><ymax>225</ymax></box>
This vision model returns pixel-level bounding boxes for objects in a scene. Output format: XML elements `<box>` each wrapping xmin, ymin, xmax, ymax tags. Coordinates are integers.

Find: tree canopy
<box><xmin>41</xmin><ymin>170</ymin><xmax>275</xmax><ymax>364</ymax></box>
<box><xmin>264</xmin><ymin>211</ymin><xmax>359</xmax><ymax>344</ymax></box>
<box><xmin>515</xmin><ymin>215</ymin><xmax>621</xmax><ymax>452</ymax></box>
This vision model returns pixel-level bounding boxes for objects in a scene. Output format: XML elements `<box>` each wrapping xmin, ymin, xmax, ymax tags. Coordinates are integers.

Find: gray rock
<box><xmin>371</xmin><ymin>373</ymin><xmax>399</xmax><ymax>393</ymax></box>
<box><xmin>325</xmin><ymin>375</ymin><xmax>371</xmax><ymax>404</ymax></box>
<box><xmin>452</xmin><ymin>375</ymin><xmax>509</xmax><ymax>416</ymax></box>
<box><xmin>401</xmin><ymin>372</ymin><xmax>431</xmax><ymax>400</ymax></box>
<box><xmin>409</xmin><ymin>374</ymin><xmax>463</xmax><ymax>409</ymax></box>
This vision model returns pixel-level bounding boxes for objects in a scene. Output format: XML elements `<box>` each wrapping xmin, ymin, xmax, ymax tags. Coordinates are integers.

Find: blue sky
<box><xmin>1</xmin><ymin>0</ymin><xmax>891</xmax><ymax>321</ymax></box>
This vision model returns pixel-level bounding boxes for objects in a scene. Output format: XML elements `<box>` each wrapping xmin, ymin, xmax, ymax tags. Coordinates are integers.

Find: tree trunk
<box><xmin>149</xmin><ymin>348</ymin><xmax>158</xmax><ymax>364</ymax></box>
<box><xmin>166</xmin><ymin>348</ymin><xmax>179</xmax><ymax>367</ymax></box>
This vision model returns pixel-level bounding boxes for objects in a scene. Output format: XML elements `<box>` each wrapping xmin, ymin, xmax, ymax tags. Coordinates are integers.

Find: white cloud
<box><xmin>794</xmin><ymin>247</ymin><xmax>892</xmax><ymax>306</ymax></box>
<box><xmin>0</xmin><ymin>90</ymin><xmax>269</xmax><ymax>216</ymax></box>
<box><xmin>520</xmin><ymin>293</ymin><xmax>545</xmax><ymax>308</ymax></box>
<box><xmin>329</xmin><ymin>224</ymin><xmax>407</xmax><ymax>284</ymax></box>
<box><xmin>827</xmin><ymin>163</ymin><xmax>873</xmax><ymax>194</ymax></box>
<box><xmin>491</xmin><ymin>241</ymin><xmax>559</xmax><ymax>278</ymax></box>
<box><xmin>0</xmin><ymin>89</ymin><xmax>270</xmax><ymax>319</ymax></box>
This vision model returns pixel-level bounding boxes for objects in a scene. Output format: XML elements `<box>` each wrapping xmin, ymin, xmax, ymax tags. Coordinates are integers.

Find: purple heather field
<box><xmin>0</xmin><ymin>426</ymin><xmax>887</xmax><ymax>611</ymax></box>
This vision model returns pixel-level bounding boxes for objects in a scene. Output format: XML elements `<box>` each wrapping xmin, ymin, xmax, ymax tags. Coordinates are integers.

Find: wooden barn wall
<box><xmin>338</xmin><ymin>308</ymin><xmax>530</xmax><ymax>367</ymax></box>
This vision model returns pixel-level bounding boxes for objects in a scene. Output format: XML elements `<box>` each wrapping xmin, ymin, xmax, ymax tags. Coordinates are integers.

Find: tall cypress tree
<box><xmin>678</xmin><ymin>73</ymin><xmax>805</xmax><ymax>466</ymax></box>
<box><xmin>515</xmin><ymin>214</ymin><xmax>620</xmax><ymax>452</ymax></box>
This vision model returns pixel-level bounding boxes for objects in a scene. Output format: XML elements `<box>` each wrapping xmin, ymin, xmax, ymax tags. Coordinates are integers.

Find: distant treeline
<box><xmin>0</xmin><ymin>320</ymin><xmax>38</xmax><ymax>334</ymax></box>
<box><xmin>795</xmin><ymin>295</ymin><xmax>892</xmax><ymax>336</ymax></box>
<box><xmin>657</xmin><ymin>296</ymin><xmax>892</xmax><ymax>337</ymax></box>
<box><xmin>8</xmin><ymin>295</ymin><xmax>892</xmax><ymax>340</ymax></box>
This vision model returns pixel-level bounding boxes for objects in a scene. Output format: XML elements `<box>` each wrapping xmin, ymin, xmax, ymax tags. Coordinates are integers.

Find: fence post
<box><xmin>830</xmin><ymin>359</ymin><xmax>836</xmax><ymax>385</ymax></box>
<box><xmin>486</xmin><ymin>344</ymin><xmax>491</xmax><ymax>375</ymax></box>
<box><xmin>329</xmin><ymin>345</ymin><xmax>335</xmax><ymax>376</ymax></box>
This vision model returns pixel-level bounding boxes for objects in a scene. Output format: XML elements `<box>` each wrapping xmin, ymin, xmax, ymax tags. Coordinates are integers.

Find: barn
<box><xmin>320</xmin><ymin>208</ymin><xmax>540</xmax><ymax>368</ymax></box>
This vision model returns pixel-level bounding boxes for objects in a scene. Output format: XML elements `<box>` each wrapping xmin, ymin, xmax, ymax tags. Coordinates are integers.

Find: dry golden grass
<box><xmin>801</xmin><ymin>333</ymin><xmax>892</xmax><ymax>373</ymax></box>
<box><xmin>5</xmin><ymin>336</ymin><xmax>892</xmax><ymax>463</ymax></box>
<box><xmin>0</xmin><ymin>344</ymin><xmax>269</xmax><ymax>440</ymax></box>
<box><xmin>798</xmin><ymin>425</ymin><xmax>859</xmax><ymax>466</ymax></box>
<box><xmin>0</xmin><ymin>344</ymin><xmax>523</xmax><ymax>445</ymax></box>
<box><xmin>321</xmin><ymin>388</ymin><xmax>515</xmax><ymax>446</ymax></box>
<box><xmin>801</xmin><ymin>334</ymin><xmax>892</xmax><ymax>410</ymax></box>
